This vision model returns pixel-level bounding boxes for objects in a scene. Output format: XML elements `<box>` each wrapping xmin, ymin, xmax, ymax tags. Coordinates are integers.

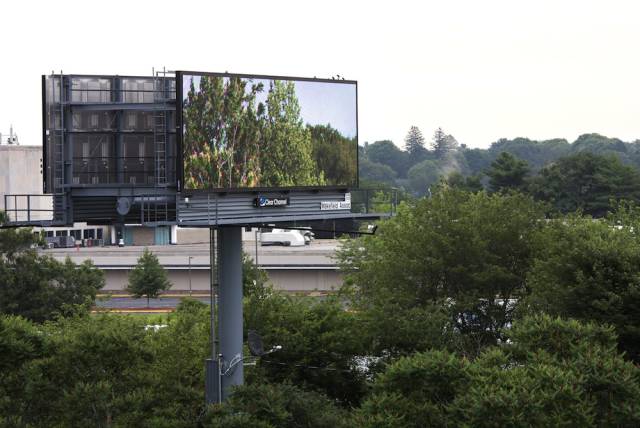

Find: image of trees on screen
<box><xmin>182</xmin><ymin>74</ymin><xmax>357</xmax><ymax>190</ymax></box>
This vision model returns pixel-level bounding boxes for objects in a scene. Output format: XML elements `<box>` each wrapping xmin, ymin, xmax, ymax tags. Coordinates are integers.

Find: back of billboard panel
<box><xmin>179</xmin><ymin>72</ymin><xmax>358</xmax><ymax>191</ymax></box>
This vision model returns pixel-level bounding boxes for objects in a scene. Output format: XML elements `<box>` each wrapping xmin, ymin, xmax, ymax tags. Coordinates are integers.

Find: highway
<box><xmin>43</xmin><ymin>240</ymin><xmax>344</xmax><ymax>310</ymax></box>
<box><xmin>41</xmin><ymin>240</ymin><xmax>341</xmax><ymax>269</ymax></box>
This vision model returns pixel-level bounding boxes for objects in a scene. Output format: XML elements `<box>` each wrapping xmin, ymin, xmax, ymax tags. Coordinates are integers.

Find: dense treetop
<box><xmin>0</xmin><ymin>219</ymin><xmax>104</xmax><ymax>322</ymax></box>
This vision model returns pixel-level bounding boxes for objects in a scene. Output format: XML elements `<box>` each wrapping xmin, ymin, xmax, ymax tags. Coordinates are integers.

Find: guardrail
<box><xmin>2</xmin><ymin>194</ymin><xmax>65</xmax><ymax>226</ymax></box>
<box><xmin>350</xmin><ymin>188</ymin><xmax>399</xmax><ymax>216</ymax></box>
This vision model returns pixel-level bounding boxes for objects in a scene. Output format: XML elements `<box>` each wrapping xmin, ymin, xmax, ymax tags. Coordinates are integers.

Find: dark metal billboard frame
<box><xmin>175</xmin><ymin>70</ymin><xmax>359</xmax><ymax>194</ymax></box>
<box><xmin>27</xmin><ymin>71</ymin><xmax>388</xmax><ymax>231</ymax></box>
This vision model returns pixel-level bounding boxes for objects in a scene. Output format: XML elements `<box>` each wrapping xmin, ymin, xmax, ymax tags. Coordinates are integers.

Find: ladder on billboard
<box><xmin>52</xmin><ymin>73</ymin><xmax>67</xmax><ymax>223</ymax></box>
<box><xmin>52</xmin><ymin>73</ymin><xmax>65</xmax><ymax>193</ymax></box>
<box><xmin>153</xmin><ymin>67</ymin><xmax>174</xmax><ymax>187</ymax></box>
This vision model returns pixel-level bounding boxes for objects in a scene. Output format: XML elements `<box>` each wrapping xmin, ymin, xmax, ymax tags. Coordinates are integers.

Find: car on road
<box><xmin>260</xmin><ymin>229</ymin><xmax>309</xmax><ymax>246</ymax></box>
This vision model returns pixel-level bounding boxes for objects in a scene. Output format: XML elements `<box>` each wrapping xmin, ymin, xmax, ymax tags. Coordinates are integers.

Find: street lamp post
<box><xmin>188</xmin><ymin>256</ymin><xmax>193</xmax><ymax>296</ymax></box>
<box><xmin>254</xmin><ymin>229</ymin><xmax>259</xmax><ymax>267</ymax></box>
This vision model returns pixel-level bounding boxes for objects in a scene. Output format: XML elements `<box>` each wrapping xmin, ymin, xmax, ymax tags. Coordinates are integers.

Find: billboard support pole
<box><xmin>218</xmin><ymin>227</ymin><xmax>244</xmax><ymax>400</ymax></box>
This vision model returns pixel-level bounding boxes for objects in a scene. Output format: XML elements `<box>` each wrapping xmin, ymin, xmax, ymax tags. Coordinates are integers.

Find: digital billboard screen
<box><xmin>179</xmin><ymin>72</ymin><xmax>358</xmax><ymax>191</ymax></box>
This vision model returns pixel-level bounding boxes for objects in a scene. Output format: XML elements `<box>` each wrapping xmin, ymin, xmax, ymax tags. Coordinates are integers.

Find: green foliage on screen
<box><xmin>183</xmin><ymin>75</ymin><xmax>357</xmax><ymax>190</ymax></box>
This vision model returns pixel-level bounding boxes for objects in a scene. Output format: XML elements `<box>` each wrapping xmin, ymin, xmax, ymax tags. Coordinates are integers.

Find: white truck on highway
<box><xmin>260</xmin><ymin>229</ymin><xmax>312</xmax><ymax>246</ymax></box>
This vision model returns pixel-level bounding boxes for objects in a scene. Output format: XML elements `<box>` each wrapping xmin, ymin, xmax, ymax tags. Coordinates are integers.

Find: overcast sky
<box><xmin>1</xmin><ymin>0</ymin><xmax>639</xmax><ymax>149</ymax></box>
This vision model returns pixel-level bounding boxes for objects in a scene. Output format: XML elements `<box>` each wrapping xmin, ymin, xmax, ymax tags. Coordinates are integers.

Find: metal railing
<box><xmin>67</xmin><ymin>87</ymin><xmax>176</xmax><ymax>104</ymax></box>
<box><xmin>350</xmin><ymin>188</ymin><xmax>399</xmax><ymax>216</ymax></box>
<box><xmin>140</xmin><ymin>194</ymin><xmax>178</xmax><ymax>226</ymax></box>
<box><xmin>2</xmin><ymin>194</ymin><xmax>62</xmax><ymax>225</ymax></box>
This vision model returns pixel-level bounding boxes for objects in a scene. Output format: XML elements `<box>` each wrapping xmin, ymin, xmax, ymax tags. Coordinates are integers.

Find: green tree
<box><xmin>0</xmin><ymin>301</ymin><xmax>213</xmax><ymax>427</ymax></box>
<box><xmin>0</xmin><ymin>211</ymin><xmax>37</xmax><ymax>256</ymax></box>
<box><xmin>355</xmin><ymin>315</ymin><xmax>640</xmax><ymax>427</ymax></box>
<box><xmin>523</xmin><ymin>210</ymin><xmax>640</xmax><ymax>362</ymax></box>
<box><xmin>183</xmin><ymin>76</ymin><xmax>325</xmax><ymax>189</ymax></box>
<box><xmin>245</xmin><ymin>291</ymin><xmax>368</xmax><ymax>405</ymax></box>
<box><xmin>404</xmin><ymin>126</ymin><xmax>427</xmax><ymax>159</ymax></box>
<box><xmin>488</xmin><ymin>137</ymin><xmax>571</xmax><ymax>171</ymax></box>
<box><xmin>462</xmin><ymin>147</ymin><xmax>493</xmax><ymax>176</ymax></box>
<box><xmin>486</xmin><ymin>151</ymin><xmax>530</xmax><ymax>192</ymax></box>
<box><xmin>203</xmin><ymin>382</ymin><xmax>349</xmax><ymax>428</ymax></box>
<box><xmin>365</xmin><ymin>140</ymin><xmax>410</xmax><ymax>177</ymax></box>
<box><xmin>183</xmin><ymin>76</ymin><xmax>265</xmax><ymax>189</ymax></box>
<box><xmin>338</xmin><ymin>189</ymin><xmax>547</xmax><ymax>357</ymax></box>
<box><xmin>243</xmin><ymin>251</ymin><xmax>269</xmax><ymax>298</ymax></box>
<box><xmin>144</xmin><ymin>298</ymin><xmax>210</xmax><ymax>426</ymax></box>
<box><xmin>354</xmin><ymin>349</ymin><xmax>472</xmax><ymax>427</ymax></box>
<box><xmin>431</xmin><ymin>127</ymin><xmax>458</xmax><ymax>159</ymax></box>
<box><xmin>127</xmin><ymin>248</ymin><xmax>172</xmax><ymax>306</ymax></box>
<box><xmin>2</xmin><ymin>314</ymin><xmax>154</xmax><ymax>427</ymax></box>
<box><xmin>0</xmin><ymin>314</ymin><xmax>47</xmax><ymax>425</ymax></box>
<box><xmin>358</xmin><ymin>157</ymin><xmax>398</xmax><ymax>186</ymax></box>
<box><xmin>529</xmin><ymin>152</ymin><xmax>640</xmax><ymax>216</ymax></box>
<box><xmin>0</xmin><ymin>215</ymin><xmax>104</xmax><ymax>322</ymax></box>
<box><xmin>443</xmin><ymin>172</ymin><xmax>484</xmax><ymax>192</ymax></box>
<box><xmin>0</xmin><ymin>255</ymin><xmax>104</xmax><ymax>322</ymax></box>
<box><xmin>501</xmin><ymin>314</ymin><xmax>640</xmax><ymax>426</ymax></box>
<box><xmin>407</xmin><ymin>159</ymin><xmax>441</xmax><ymax>195</ymax></box>
<box><xmin>308</xmin><ymin>124</ymin><xmax>357</xmax><ymax>186</ymax></box>
<box><xmin>571</xmin><ymin>133</ymin><xmax>629</xmax><ymax>158</ymax></box>
<box><xmin>261</xmin><ymin>80</ymin><xmax>323</xmax><ymax>187</ymax></box>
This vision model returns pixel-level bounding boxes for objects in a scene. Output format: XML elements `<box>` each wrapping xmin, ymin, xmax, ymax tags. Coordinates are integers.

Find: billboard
<box><xmin>178</xmin><ymin>72</ymin><xmax>358</xmax><ymax>191</ymax></box>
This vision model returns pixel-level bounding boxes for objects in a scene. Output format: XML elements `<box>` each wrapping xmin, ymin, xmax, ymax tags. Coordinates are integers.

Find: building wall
<box><xmin>266</xmin><ymin>270</ymin><xmax>342</xmax><ymax>292</ymax></box>
<box><xmin>177</xmin><ymin>228</ymin><xmax>208</xmax><ymax>244</ymax></box>
<box><xmin>131</xmin><ymin>227</ymin><xmax>155</xmax><ymax>246</ymax></box>
<box><xmin>0</xmin><ymin>145</ymin><xmax>51</xmax><ymax>220</ymax></box>
<box><xmin>176</xmin><ymin>227</ymin><xmax>259</xmax><ymax>245</ymax></box>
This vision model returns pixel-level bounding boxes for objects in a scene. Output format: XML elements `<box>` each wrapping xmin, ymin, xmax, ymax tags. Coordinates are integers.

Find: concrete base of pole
<box><xmin>205</xmin><ymin>358</ymin><xmax>220</xmax><ymax>404</ymax></box>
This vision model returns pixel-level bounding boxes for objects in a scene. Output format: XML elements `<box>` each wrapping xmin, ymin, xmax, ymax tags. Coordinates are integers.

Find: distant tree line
<box><xmin>361</xmin><ymin>129</ymin><xmax>640</xmax><ymax>216</ymax></box>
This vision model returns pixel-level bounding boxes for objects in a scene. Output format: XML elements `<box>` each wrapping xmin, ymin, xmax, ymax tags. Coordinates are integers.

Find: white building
<box><xmin>0</xmin><ymin>144</ymin><xmax>51</xmax><ymax>221</ymax></box>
